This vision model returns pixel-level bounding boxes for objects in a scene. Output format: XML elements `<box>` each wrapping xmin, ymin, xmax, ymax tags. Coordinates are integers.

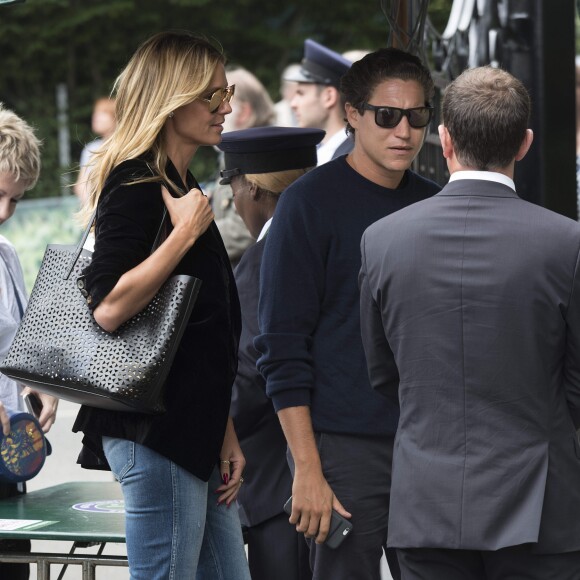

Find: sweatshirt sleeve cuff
<box><xmin>271</xmin><ymin>388</ymin><xmax>311</xmax><ymax>413</ymax></box>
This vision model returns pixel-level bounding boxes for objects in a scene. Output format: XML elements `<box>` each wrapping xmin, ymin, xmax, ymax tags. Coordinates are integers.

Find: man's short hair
<box><xmin>0</xmin><ymin>103</ymin><xmax>41</xmax><ymax>189</ymax></box>
<box><xmin>442</xmin><ymin>66</ymin><xmax>530</xmax><ymax>170</ymax></box>
<box><xmin>340</xmin><ymin>47</ymin><xmax>434</xmax><ymax>135</ymax></box>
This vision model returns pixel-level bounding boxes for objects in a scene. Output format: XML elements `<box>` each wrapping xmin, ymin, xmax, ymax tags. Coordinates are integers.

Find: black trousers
<box><xmin>246</xmin><ymin>512</ymin><xmax>312</xmax><ymax>580</ymax></box>
<box><xmin>398</xmin><ymin>545</ymin><xmax>580</xmax><ymax>580</ymax></box>
<box><xmin>0</xmin><ymin>483</ymin><xmax>30</xmax><ymax>580</ymax></box>
<box><xmin>289</xmin><ymin>432</ymin><xmax>400</xmax><ymax>580</ymax></box>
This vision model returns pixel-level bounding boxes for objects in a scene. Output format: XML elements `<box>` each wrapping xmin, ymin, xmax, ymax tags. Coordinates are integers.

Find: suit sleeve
<box><xmin>359</xmin><ymin>229</ymin><xmax>400</xmax><ymax>402</ymax></box>
<box><xmin>563</xmin><ymin>242</ymin><xmax>580</xmax><ymax>428</ymax></box>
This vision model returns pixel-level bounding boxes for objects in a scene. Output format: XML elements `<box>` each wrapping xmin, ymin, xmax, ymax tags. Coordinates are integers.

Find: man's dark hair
<box><xmin>340</xmin><ymin>47</ymin><xmax>435</xmax><ymax>135</ymax></box>
<box><xmin>442</xmin><ymin>66</ymin><xmax>531</xmax><ymax>170</ymax></box>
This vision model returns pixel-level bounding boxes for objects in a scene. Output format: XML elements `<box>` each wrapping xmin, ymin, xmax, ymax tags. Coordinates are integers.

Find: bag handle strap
<box><xmin>151</xmin><ymin>208</ymin><xmax>170</xmax><ymax>251</ymax></box>
<box><xmin>64</xmin><ymin>209</ymin><xmax>97</xmax><ymax>280</ymax></box>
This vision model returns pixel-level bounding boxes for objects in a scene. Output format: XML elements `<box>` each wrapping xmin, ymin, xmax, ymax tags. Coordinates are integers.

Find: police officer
<box><xmin>285</xmin><ymin>39</ymin><xmax>353</xmax><ymax>164</ymax></box>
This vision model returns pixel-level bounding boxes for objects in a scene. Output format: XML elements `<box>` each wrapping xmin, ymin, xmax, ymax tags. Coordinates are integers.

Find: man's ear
<box><xmin>346</xmin><ymin>103</ymin><xmax>360</xmax><ymax>131</ymax></box>
<box><xmin>322</xmin><ymin>86</ymin><xmax>339</xmax><ymax>109</ymax></box>
<box><xmin>248</xmin><ymin>181</ymin><xmax>260</xmax><ymax>201</ymax></box>
<box><xmin>438</xmin><ymin>124</ymin><xmax>453</xmax><ymax>160</ymax></box>
<box><xmin>515</xmin><ymin>129</ymin><xmax>533</xmax><ymax>162</ymax></box>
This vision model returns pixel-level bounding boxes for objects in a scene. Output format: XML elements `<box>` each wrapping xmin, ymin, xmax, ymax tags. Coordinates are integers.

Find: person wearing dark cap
<box><xmin>219</xmin><ymin>126</ymin><xmax>324</xmax><ymax>580</ymax></box>
<box><xmin>255</xmin><ymin>48</ymin><xmax>441</xmax><ymax>580</ymax></box>
<box><xmin>205</xmin><ymin>66</ymin><xmax>277</xmax><ymax>268</ymax></box>
<box><xmin>285</xmin><ymin>39</ymin><xmax>353</xmax><ymax>165</ymax></box>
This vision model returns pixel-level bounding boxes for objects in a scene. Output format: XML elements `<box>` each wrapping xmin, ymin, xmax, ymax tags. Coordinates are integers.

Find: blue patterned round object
<box><xmin>0</xmin><ymin>412</ymin><xmax>48</xmax><ymax>483</ymax></box>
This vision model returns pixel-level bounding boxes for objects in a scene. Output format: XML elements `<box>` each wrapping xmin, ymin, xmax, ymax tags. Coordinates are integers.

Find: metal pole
<box><xmin>56</xmin><ymin>82</ymin><xmax>71</xmax><ymax>195</ymax></box>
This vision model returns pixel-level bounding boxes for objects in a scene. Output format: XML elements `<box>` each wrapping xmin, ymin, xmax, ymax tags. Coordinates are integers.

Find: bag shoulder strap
<box><xmin>64</xmin><ymin>209</ymin><xmax>97</xmax><ymax>280</ymax></box>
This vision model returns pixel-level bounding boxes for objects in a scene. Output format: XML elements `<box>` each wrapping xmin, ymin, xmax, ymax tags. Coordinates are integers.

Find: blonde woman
<box><xmin>72</xmin><ymin>31</ymin><xmax>250</xmax><ymax>579</ymax></box>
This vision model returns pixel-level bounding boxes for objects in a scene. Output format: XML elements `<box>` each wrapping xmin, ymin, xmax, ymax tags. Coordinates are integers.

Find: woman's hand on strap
<box><xmin>93</xmin><ymin>185</ymin><xmax>213</xmax><ymax>332</ymax></box>
<box><xmin>161</xmin><ymin>185</ymin><xmax>214</xmax><ymax>246</ymax></box>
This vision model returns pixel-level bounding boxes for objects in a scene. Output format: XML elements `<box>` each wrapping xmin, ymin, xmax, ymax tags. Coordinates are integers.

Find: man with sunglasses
<box><xmin>255</xmin><ymin>48</ymin><xmax>440</xmax><ymax>580</ymax></box>
<box><xmin>360</xmin><ymin>66</ymin><xmax>580</xmax><ymax>580</ymax></box>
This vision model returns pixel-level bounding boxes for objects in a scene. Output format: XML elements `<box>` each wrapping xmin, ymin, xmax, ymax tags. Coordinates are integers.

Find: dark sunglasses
<box><xmin>361</xmin><ymin>104</ymin><xmax>433</xmax><ymax>129</ymax></box>
<box><xmin>200</xmin><ymin>84</ymin><xmax>236</xmax><ymax>113</ymax></box>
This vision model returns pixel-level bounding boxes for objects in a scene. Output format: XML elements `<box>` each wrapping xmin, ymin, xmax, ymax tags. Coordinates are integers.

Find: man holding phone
<box><xmin>283</xmin><ymin>497</ymin><xmax>352</xmax><ymax>549</ymax></box>
<box><xmin>255</xmin><ymin>48</ymin><xmax>440</xmax><ymax>579</ymax></box>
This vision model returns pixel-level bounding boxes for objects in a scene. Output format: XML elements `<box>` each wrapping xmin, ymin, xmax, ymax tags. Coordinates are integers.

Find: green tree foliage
<box><xmin>577</xmin><ymin>8</ymin><xmax>580</xmax><ymax>54</ymax></box>
<box><xmin>0</xmin><ymin>0</ymin><xmax>452</xmax><ymax>198</ymax></box>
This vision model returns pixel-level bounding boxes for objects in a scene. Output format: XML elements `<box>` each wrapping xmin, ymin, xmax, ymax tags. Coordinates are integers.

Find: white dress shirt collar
<box><xmin>316</xmin><ymin>130</ymin><xmax>348</xmax><ymax>166</ymax></box>
<box><xmin>257</xmin><ymin>218</ymin><xmax>273</xmax><ymax>242</ymax></box>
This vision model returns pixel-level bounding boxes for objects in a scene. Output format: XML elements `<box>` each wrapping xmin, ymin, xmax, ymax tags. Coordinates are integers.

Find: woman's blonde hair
<box><xmin>80</xmin><ymin>30</ymin><xmax>225</xmax><ymax>225</ymax></box>
<box><xmin>0</xmin><ymin>103</ymin><xmax>41</xmax><ymax>189</ymax></box>
<box><xmin>244</xmin><ymin>167</ymin><xmax>312</xmax><ymax>196</ymax></box>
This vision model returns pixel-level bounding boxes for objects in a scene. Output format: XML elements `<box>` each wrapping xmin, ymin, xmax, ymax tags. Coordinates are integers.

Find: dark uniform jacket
<box><xmin>231</xmin><ymin>238</ymin><xmax>292</xmax><ymax>526</ymax></box>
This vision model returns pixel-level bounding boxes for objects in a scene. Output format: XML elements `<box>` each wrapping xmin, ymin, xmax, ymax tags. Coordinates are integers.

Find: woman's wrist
<box><xmin>167</xmin><ymin>224</ymin><xmax>197</xmax><ymax>252</ymax></box>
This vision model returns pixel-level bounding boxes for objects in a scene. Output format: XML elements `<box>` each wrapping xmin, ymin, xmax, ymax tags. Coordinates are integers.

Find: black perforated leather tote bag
<box><xmin>0</xmin><ymin>209</ymin><xmax>201</xmax><ymax>414</ymax></box>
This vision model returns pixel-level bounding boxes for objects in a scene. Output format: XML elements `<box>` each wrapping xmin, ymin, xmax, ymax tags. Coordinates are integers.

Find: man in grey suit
<box><xmin>359</xmin><ymin>65</ymin><xmax>580</xmax><ymax>579</ymax></box>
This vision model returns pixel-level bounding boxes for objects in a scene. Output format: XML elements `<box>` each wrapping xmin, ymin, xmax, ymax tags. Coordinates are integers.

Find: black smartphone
<box><xmin>283</xmin><ymin>496</ymin><xmax>353</xmax><ymax>549</ymax></box>
<box><xmin>23</xmin><ymin>393</ymin><xmax>43</xmax><ymax>418</ymax></box>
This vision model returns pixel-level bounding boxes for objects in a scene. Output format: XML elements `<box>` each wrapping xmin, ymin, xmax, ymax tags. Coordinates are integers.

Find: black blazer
<box><xmin>73</xmin><ymin>158</ymin><xmax>241</xmax><ymax>482</ymax></box>
<box><xmin>231</xmin><ymin>238</ymin><xmax>292</xmax><ymax>526</ymax></box>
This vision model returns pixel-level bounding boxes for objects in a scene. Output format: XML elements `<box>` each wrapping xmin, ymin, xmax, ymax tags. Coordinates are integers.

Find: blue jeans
<box><xmin>102</xmin><ymin>437</ymin><xmax>250</xmax><ymax>580</ymax></box>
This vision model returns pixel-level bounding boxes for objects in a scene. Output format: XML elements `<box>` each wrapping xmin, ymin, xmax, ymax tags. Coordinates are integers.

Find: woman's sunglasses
<box><xmin>200</xmin><ymin>85</ymin><xmax>236</xmax><ymax>113</ymax></box>
<box><xmin>361</xmin><ymin>104</ymin><xmax>433</xmax><ymax>129</ymax></box>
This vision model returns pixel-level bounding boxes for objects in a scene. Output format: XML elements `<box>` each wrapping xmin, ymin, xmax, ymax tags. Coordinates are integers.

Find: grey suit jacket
<box><xmin>359</xmin><ymin>179</ymin><xmax>580</xmax><ymax>554</ymax></box>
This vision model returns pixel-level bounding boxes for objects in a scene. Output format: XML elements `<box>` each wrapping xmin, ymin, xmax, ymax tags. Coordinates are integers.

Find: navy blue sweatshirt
<box><xmin>255</xmin><ymin>155</ymin><xmax>441</xmax><ymax>436</ymax></box>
